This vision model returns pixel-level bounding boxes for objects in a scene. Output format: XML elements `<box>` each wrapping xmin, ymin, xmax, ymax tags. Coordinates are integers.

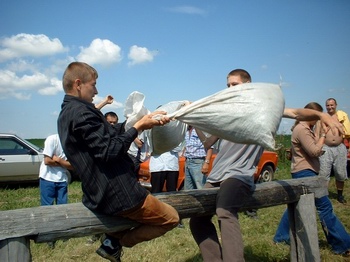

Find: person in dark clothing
<box><xmin>57</xmin><ymin>62</ymin><xmax>179</xmax><ymax>262</ymax></box>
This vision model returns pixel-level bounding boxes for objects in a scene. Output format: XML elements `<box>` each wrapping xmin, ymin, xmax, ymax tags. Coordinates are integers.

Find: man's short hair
<box><xmin>104</xmin><ymin>111</ymin><xmax>118</xmax><ymax>119</ymax></box>
<box><xmin>227</xmin><ymin>69</ymin><xmax>252</xmax><ymax>83</ymax></box>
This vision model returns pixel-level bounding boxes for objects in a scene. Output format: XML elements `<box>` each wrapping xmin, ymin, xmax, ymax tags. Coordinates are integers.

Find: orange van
<box><xmin>138</xmin><ymin>150</ymin><xmax>278</xmax><ymax>191</ymax></box>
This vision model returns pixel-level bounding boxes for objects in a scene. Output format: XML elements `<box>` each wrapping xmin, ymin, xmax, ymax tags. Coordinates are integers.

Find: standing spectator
<box><xmin>189</xmin><ymin>68</ymin><xmax>344</xmax><ymax>262</ymax></box>
<box><xmin>40</xmin><ymin>134</ymin><xmax>73</xmax><ymax>205</ymax></box>
<box><xmin>95</xmin><ymin>95</ymin><xmax>119</xmax><ymax>125</ymax></box>
<box><xmin>318</xmin><ymin>98</ymin><xmax>349</xmax><ymax>204</ymax></box>
<box><xmin>104</xmin><ymin>111</ymin><xmax>119</xmax><ymax>125</ymax></box>
<box><xmin>273</xmin><ymin>102</ymin><xmax>350</xmax><ymax>256</ymax></box>
<box><xmin>344</xmin><ymin>139</ymin><xmax>350</xmax><ymax>178</ymax></box>
<box><xmin>333</xmin><ymin>97</ymin><xmax>350</xmax><ymax>185</ymax></box>
<box><xmin>184</xmin><ymin>125</ymin><xmax>213</xmax><ymax>189</ymax></box>
<box><xmin>58</xmin><ymin>62</ymin><xmax>179</xmax><ymax>262</ymax></box>
<box><xmin>150</xmin><ymin>143</ymin><xmax>183</xmax><ymax>193</ymax></box>
<box><xmin>39</xmin><ymin>133</ymin><xmax>73</xmax><ymax>248</ymax></box>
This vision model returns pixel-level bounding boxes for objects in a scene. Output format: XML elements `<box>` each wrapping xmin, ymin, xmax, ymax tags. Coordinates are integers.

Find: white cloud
<box><xmin>261</xmin><ymin>65</ymin><xmax>268</xmax><ymax>70</ymax></box>
<box><xmin>7</xmin><ymin>59</ymin><xmax>37</xmax><ymax>73</ymax></box>
<box><xmin>38</xmin><ymin>78</ymin><xmax>63</xmax><ymax>95</ymax></box>
<box><xmin>167</xmin><ymin>6</ymin><xmax>207</xmax><ymax>15</ymax></box>
<box><xmin>0</xmin><ymin>69</ymin><xmax>61</xmax><ymax>99</ymax></box>
<box><xmin>128</xmin><ymin>45</ymin><xmax>158</xmax><ymax>66</ymax></box>
<box><xmin>51</xmin><ymin>111</ymin><xmax>60</xmax><ymax>116</ymax></box>
<box><xmin>0</xmin><ymin>33</ymin><xmax>67</xmax><ymax>62</ymax></box>
<box><xmin>45</xmin><ymin>57</ymin><xmax>75</xmax><ymax>75</ymax></box>
<box><xmin>12</xmin><ymin>92</ymin><xmax>31</xmax><ymax>100</ymax></box>
<box><xmin>76</xmin><ymin>39</ymin><xmax>122</xmax><ymax>67</ymax></box>
<box><xmin>0</xmin><ymin>70</ymin><xmax>48</xmax><ymax>89</ymax></box>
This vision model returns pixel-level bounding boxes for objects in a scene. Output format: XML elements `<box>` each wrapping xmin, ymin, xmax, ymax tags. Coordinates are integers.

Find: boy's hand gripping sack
<box><xmin>148</xmin><ymin>101</ymin><xmax>188</xmax><ymax>155</ymax></box>
<box><xmin>123</xmin><ymin>91</ymin><xmax>188</xmax><ymax>155</ymax></box>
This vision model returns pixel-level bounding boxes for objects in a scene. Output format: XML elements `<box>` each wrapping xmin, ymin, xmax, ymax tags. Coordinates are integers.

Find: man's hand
<box><xmin>104</xmin><ymin>95</ymin><xmax>114</xmax><ymax>105</ymax></box>
<box><xmin>133</xmin><ymin>111</ymin><xmax>170</xmax><ymax>131</ymax></box>
<box><xmin>320</xmin><ymin>113</ymin><xmax>344</xmax><ymax>136</ymax></box>
<box><xmin>201</xmin><ymin>163</ymin><xmax>209</xmax><ymax>175</ymax></box>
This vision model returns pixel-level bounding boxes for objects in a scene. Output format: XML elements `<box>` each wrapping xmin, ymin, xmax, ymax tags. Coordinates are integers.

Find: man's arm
<box><xmin>194</xmin><ymin>128</ymin><xmax>219</xmax><ymax>149</ymax></box>
<box><xmin>95</xmin><ymin>95</ymin><xmax>114</xmax><ymax>110</ymax></box>
<box><xmin>44</xmin><ymin>155</ymin><xmax>60</xmax><ymax>166</ymax></box>
<box><xmin>133</xmin><ymin>137</ymin><xmax>143</xmax><ymax>148</ymax></box>
<box><xmin>52</xmin><ymin>155</ymin><xmax>74</xmax><ymax>170</ymax></box>
<box><xmin>201</xmin><ymin>147</ymin><xmax>213</xmax><ymax>175</ymax></box>
<box><xmin>283</xmin><ymin>108</ymin><xmax>343</xmax><ymax>135</ymax></box>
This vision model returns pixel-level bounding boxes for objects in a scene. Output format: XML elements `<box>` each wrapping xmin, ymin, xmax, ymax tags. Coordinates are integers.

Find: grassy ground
<box><xmin>1</xmin><ymin>137</ymin><xmax>350</xmax><ymax>261</ymax></box>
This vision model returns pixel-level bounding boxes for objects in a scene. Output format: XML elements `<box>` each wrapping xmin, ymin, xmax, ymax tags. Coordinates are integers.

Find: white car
<box><xmin>0</xmin><ymin>133</ymin><xmax>44</xmax><ymax>183</ymax></box>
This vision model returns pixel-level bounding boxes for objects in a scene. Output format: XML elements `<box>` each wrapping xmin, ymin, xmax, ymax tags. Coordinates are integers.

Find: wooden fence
<box><xmin>0</xmin><ymin>176</ymin><xmax>328</xmax><ymax>262</ymax></box>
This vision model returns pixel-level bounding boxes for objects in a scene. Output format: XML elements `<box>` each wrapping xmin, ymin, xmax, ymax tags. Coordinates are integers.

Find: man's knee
<box><xmin>165</xmin><ymin>210</ymin><xmax>180</xmax><ymax>230</ymax></box>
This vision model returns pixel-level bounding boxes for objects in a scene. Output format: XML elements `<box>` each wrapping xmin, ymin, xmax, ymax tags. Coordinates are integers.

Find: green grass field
<box><xmin>1</xmin><ymin>136</ymin><xmax>349</xmax><ymax>261</ymax></box>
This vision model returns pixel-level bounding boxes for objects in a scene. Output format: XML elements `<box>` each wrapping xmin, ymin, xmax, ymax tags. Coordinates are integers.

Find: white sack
<box><xmin>148</xmin><ymin>101</ymin><xmax>188</xmax><ymax>155</ymax></box>
<box><xmin>124</xmin><ymin>91</ymin><xmax>150</xmax><ymax>131</ymax></box>
<box><xmin>123</xmin><ymin>91</ymin><xmax>188</xmax><ymax>155</ymax></box>
<box><xmin>168</xmin><ymin>83</ymin><xmax>285</xmax><ymax>150</ymax></box>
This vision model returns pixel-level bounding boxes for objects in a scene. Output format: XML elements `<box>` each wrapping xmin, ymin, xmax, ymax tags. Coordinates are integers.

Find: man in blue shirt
<box><xmin>184</xmin><ymin>125</ymin><xmax>213</xmax><ymax>189</ymax></box>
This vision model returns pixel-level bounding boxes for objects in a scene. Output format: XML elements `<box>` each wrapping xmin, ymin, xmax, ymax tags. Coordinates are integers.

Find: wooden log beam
<box><xmin>0</xmin><ymin>177</ymin><xmax>328</xmax><ymax>243</ymax></box>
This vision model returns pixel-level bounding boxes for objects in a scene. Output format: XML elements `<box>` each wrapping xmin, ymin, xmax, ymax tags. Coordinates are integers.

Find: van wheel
<box><xmin>257</xmin><ymin>165</ymin><xmax>274</xmax><ymax>183</ymax></box>
<box><xmin>177</xmin><ymin>181</ymin><xmax>184</xmax><ymax>191</ymax></box>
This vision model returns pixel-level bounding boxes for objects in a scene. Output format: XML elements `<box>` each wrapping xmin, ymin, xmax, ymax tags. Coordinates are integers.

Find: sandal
<box><xmin>342</xmin><ymin>250</ymin><xmax>350</xmax><ymax>257</ymax></box>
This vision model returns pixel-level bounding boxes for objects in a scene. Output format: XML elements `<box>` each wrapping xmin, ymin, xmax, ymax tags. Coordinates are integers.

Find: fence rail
<box><xmin>0</xmin><ymin>176</ymin><xmax>328</xmax><ymax>262</ymax></box>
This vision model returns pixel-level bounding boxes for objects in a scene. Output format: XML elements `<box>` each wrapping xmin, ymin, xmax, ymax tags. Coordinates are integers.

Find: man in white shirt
<box><xmin>39</xmin><ymin>134</ymin><xmax>73</xmax><ymax>206</ymax></box>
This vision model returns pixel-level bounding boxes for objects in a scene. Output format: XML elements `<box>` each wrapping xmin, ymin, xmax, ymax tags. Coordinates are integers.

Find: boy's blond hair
<box><xmin>62</xmin><ymin>62</ymin><xmax>98</xmax><ymax>92</ymax></box>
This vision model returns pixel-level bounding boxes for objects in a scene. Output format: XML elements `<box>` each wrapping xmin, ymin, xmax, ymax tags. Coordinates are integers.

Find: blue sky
<box><xmin>1</xmin><ymin>0</ymin><xmax>349</xmax><ymax>139</ymax></box>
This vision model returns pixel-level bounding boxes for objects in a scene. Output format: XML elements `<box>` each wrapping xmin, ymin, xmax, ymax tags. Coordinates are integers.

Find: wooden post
<box><xmin>0</xmin><ymin>237</ymin><xmax>31</xmax><ymax>262</ymax></box>
<box><xmin>289</xmin><ymin>193</ymin><xmax>320</xmax><ymax>262</ymax></box>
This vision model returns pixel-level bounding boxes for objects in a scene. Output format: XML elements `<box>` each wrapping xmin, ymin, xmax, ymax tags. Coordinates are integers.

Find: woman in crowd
<box><xmin>273</xmin><ymin>102</ymin><xmax>350</xmax><ymax>257</ymax></box>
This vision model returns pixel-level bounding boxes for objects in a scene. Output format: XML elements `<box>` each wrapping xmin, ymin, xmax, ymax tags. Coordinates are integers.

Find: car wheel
<box><xmin>177</xmin><ymin>181</ymin><xmax>184</xmax><ymax>191</ymax></box>
<box><xmin>257</xmin><ymin>165</ymin><xmax>274</xmax><ymax>183</ymax></box>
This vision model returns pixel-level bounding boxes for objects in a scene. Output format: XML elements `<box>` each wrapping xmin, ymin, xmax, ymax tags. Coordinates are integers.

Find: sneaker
<box><xmin>96</xmin><ymin>237</ymin><xmax>123</xmax><ymax>262</ymax></box>
<box><xmin>337</xmin><ymin>196</ymin><xmax>347</xmax><ymax>204</ymax></box>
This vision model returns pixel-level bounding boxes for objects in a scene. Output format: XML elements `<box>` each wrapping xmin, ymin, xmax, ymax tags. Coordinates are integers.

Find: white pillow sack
<box><xmin>148</xmin><ymin>101</ymin><xmax>188</xmax><ymax>155</ymax></box>
<box><xmin>124</xmin><ymin>91</ymin><xmax>150</xmax><ymax>131</ymax></box>
<box><xmin>123</xmin><ymin>92</ymin><xmax>188</xmax><ymax>155</ymax></box>
<box><xmin>168</xmin><ymin>83</ymin><xmax>285</xmax><ymax>150</ymax></box>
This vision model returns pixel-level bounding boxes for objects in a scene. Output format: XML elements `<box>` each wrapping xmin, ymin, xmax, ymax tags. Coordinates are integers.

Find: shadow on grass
<box><xmin>185</xmin><ymin>247</ymin><xmax>290</xmax><ymax>262</ymax></box>
<box><xmin>0</xmin><ymin>181</ymin><xmax>39</xmax><ymax>189</ymax></box>
<box><xmin>328</xmin><ymin>191</ymin><xmax>339</xmax><ymax>201</ymax></box>
<box><xmin>185</xmin><ymin>253</ymin><xmax>203</xmax><ymax>262</ymax></box>
<box><xmin>245</xmin><ymin>245</ymin><xmax>289</xmax><ymax>262</ymax></box>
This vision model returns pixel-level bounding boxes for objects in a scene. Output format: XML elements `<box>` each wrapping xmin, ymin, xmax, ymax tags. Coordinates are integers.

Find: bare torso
<box><xmin>324</xmin><ymin>114</ymin><xmax>343</xmax><ymax>146</ymax></box>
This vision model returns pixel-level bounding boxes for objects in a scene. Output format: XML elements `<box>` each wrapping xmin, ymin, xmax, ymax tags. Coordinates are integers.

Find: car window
<box><xmin>25</xmin><ymin>140</ymin><xmax>43</xmax><ymax>152</ymax></box>
<box><xmin>0</xmin><ymin>138</ymin><xmax>31</xmax><ymax>155</ymax></box>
